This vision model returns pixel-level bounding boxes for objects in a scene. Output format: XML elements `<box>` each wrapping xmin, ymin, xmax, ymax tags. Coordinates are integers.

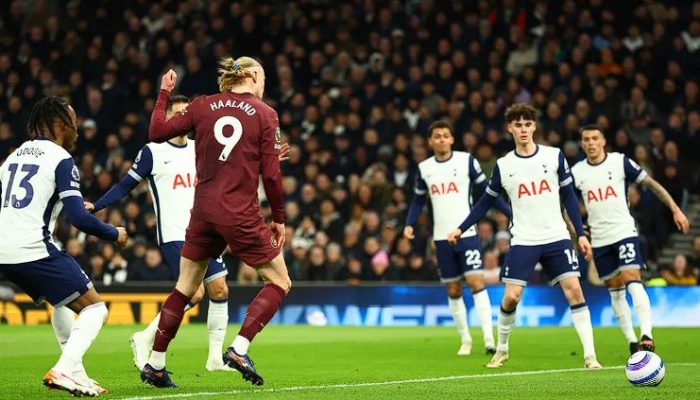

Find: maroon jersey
<box><xmin>149</xmin><ymin>90</ymin><xmax>285</xmax><ymax>225</ymax></box>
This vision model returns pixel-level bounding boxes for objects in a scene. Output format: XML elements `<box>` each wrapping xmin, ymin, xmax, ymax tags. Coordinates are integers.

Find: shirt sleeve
<box><xmin>55</xmin><ymin>158</ymin><xmax>83</xmax><ymax>200</ymax></box>
<box><xmin>557</xmin><ymin>151</ymin><xmax>573</xmax><ymax>187</ymax></box>
<box><xmin>623</xmin><ymin>155</ymin><xmax>647</xmax><ymax>184</ymax></box>
<box><xmin>129</xmin><ymin>146</ymin><xmax>153</xmax><ymax>182</ymax></box>
<box><xmin>414</xmin><ymin>168</ymin><xmax>427</xmax><ymax>195</ymax></box>
<box><xmin>55</xmin><ymin>158</ymin><xmax>119</xmax><ymax>241</ymax></box>
<box><xmin>485</xmin><ymin>163</ymin><xmax>503</xmax><ymax>197</ymax></box>
<box><xmin>469</xmin><ymin>155</ymin><xmax>487</xmax><ymax>185</ymax></box>
<box><xmin>261</xmin><ymin>110</ymin><xmax>281</xmax><ymax>156</ymax></box>
<box><xmin>149</xmin><ymin>90</ymin><xmax>196</xmax><ymax>142</ymax></box>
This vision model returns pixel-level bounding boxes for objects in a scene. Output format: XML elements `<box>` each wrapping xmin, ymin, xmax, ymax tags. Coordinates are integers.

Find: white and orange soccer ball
<box><xmin>625</xmin><ymin>351</ymin><xmax>665</xmax><ymax>387</ymax></box>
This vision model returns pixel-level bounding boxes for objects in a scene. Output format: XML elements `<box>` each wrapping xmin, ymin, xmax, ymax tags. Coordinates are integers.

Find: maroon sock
<box><xmin>238</xmin><ymin>284</ymin><xmax>286</xmax><ymax>341</ymax></box>
<box><xmin>153</xmin><ymin>289</ymin><xmax>191</xmax><ymax>352</ymax></box>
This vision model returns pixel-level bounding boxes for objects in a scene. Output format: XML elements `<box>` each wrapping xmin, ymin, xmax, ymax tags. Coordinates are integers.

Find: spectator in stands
<box><xmin>129</xmin><ymin>246</ymin><xmax>171</xmax><ymax>281</ymax></box>
<box><xmin>660</xmin><ymin>254</ymin><xmax>698</xmax><ymax>286</ymax></box>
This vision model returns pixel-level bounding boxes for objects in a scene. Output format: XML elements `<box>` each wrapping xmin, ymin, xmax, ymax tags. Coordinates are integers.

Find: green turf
<box><xmin>0</xmin><ymin>325</ymin><xmax>697</xmax><ymax>399</ymax></box>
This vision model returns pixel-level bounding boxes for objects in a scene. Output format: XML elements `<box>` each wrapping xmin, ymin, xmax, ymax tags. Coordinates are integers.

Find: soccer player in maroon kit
<box><xmin>140</xmin><ymin>57</ymin><xmax>291</xmax><ymax>388</ymax></box>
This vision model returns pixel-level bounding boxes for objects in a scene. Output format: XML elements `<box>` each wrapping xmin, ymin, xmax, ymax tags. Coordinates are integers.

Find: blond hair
<box><xmin>218</xmin><ymin>56</ymin><xmax>260</xmax><ymax>92</ymax></box>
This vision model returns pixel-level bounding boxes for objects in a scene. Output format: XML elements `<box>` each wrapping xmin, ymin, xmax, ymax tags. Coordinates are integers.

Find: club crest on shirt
<box><xmin>270</xmin><ymin>236</ymin><xmax>279</xmax><ymax>248</ymax></box>
<box><xmin>275</xmin><ymin>127</ymin><xmax>282</xmax><ymax>143</ymax></box>
<box><xmin>71</xmin><ymin>165</ymin><xmax>81</xmax><ymax>181</ymax></box>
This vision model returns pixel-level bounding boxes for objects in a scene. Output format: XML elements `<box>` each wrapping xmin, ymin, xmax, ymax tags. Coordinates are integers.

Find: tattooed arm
<box><xmin>640</xmin><ymin>175</ymin><xmax>690</xmax><ymax>233</ymax></box>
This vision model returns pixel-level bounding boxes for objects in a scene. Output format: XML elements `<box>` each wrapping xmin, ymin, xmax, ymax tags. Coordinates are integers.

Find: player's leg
<box><xmin>487</xmin><ymin>244</ymin><xmax>538</xmax><ymax>368</ymax></box>
<box><xmin>51</xmin><ymin>306</ymin><xmax>97</xmax><ymax>387</ymax></box>
<box><xmin>595</xmin><ymin>242</ymin><xmax>639</xmax><ymax>353</ymax></box>
<box><xmin>2</xmin><ymin>253</ymin><xmax>108</xmax><ymax>396</ymax></box>
<box><xmin>545</xmin><ymin>240</ymin><xmax>601</xmax><ymax>368</ymax></box>
<box><xmin>436</xmin><ymin>240</ymin><xmax>472</xmax><ymax>354</ymax></box>
<box><xmin>203</xmin><ymin>256</ymin><xmax>232</xmax><ymax>371</ymax></box>
<box><xmin>142</xmin><ymin>219</ymin><xmax>224</xmax><ymax>388</ymax></box>
<box><xmin>617</xmin><ymin>237</ymin><xmax>654</xmax><ymax>351</ymax></box>
<box><xmin>461</xmin><ymin>237</ymin><xmax>495</xmax><ymax>353</ymax></box>
<box><xmin>622</xmin><ymin>269</ymin><xmax>654</xmax><ymax>351</ymax></box>
<box><xmin>130</xmin><ymin>240</ymin><xmax>206</xmax><ymax>370</ymax></box>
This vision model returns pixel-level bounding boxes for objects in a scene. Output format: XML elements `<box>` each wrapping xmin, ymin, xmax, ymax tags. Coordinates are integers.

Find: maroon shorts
<box><xmin>182</xmin><ymin>217</ymin><xmax>281</xmax><ymax>266</ymax></box>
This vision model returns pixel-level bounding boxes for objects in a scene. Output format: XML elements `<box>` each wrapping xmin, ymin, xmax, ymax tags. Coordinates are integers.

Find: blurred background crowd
<box><xmin>0</xmin><ymin>0</ymin><xmax>699</xmax><ymax>286</ymax></box>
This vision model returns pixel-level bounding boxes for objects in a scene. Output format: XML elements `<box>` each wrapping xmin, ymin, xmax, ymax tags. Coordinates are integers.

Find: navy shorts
<box><xmin>593</xmin><ymin>237</ymin><xmax>645</xmax><ymax>281</ymax></box>
<box><xmin>160</xmin><ymin>241</ymin><xmax>228</xmax><ymax>283</ymax></box>
<box><xmin>501</xmin><ymin>239</ymin><xmax>580</xmax><ymax>286</ymax></box>
<box><xmin>0</xmin><ymin>251</ymin><xmax>93</xmax><ymax>307</ymax></box>
<box><xmin>435</xmin><ymin>236</ymin><xmax>484</xmax><ymax>283</ymax></box>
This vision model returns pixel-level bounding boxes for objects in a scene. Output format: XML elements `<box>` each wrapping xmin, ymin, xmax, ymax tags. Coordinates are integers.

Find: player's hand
<box><xmin>84</xmin><ymin>201</ymin><xmax>95</xmax><ymax>213</ymax></box>
<box><xmin>577</xmin><ymin>236</ymin><xmax>592</xmax><ymax>262</ymax></box>
<box><xmin>583</xmin><ymin>224</ymin><xmax>591</xmax><ymax>239</ymax></box>
<box><xmin>271</xmin><ymin>222</ymin><xmax>286</xmax><ymax>248</ymax></box>
<box><xmin>672</xmin><ymin>209</ymin><xmax>690</xmax><ymax>234</ymax></box>
<box><xmin>446</xmin><ymin>229</ymin><xmax>462</xmax><ymax>246</ymax></box>
<box><xmin>161</xmin><ymin>69</ymin><xmax>177</xmax><ymax>93</ymax></box>
<box><xmin>115</xmin><ymin>227</ymin><xmax>128</xmax><ymax>248</ymax></box>
<box><xmin>403</xmin><ymin>225</ymin><xmax>415</xmax><ymax>240</ymax></box>
<box><xmin>278</xmin><ymin>143</ymin><xmax>290</xmax><ymax>162</ymax></box>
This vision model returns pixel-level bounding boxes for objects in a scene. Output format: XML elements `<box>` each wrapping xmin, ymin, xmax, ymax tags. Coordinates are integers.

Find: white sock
<box><xmin>142</xmin><ymin>312</ymin><xmax>161</xmax><ymax>339</ymax></box>
<box><xmin>52</xmin><ymin>306</ymin><xmax>75</xmax><ymax>350</ymax></box>
<box><xmin>52</xmin><ymin>306</ymin><xmax>89</xmax><ymax>378</ymax></box>
<box><xmin>207</xmin><ymin>300</ymin><xmax>229</xmax><ymax>362</ymax></box>
<box><xmin>53</xmin><ymin>303</ymin><xmax>108</xmax><ymax>374</ymax></box>
<box><xmin>497</xmin><ymin>306</ymin><xmax>516</xmax><ymax>352</ymax></box>
<box><xmin>232</xmin><ymin>335</ymin><xmax>250</xmax><ymax>355</ymax></box>
<box><xmin>571</xmin><ymin>304</ymin><xmax>596</xmax><ymax>359</ymax></box>
<box><xmin>149</xmin><ymin>351</ymin><xmax>166</xmax><ymax>370</ymax></box>
<box><xmin>609</xmin><ymin>288</ymin><xmax>637</xmax><ymax>343</ymax></box>
<box><xmin>627</xmin><ymin>281</ymin><xmax>653</xmax><ymax>339</ymax></box>
<box><xmin>448</xmin><ymin>296</ymin><xmax>472</xmax><ymax>343</ymax></box>
<box><xmin>472</xmin><ymin>289</ymin><xmax>495</xmax><ymax>347</ymax></box>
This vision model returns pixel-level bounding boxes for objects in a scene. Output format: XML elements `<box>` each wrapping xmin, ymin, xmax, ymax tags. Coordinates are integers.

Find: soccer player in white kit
<box><xmin>571</xmin><ymin>125</ymin><xmax>690</xmax><ymax>355</ymax></box>
<box><xmin>404</xmin><ymin>120</ymin><xmax>512</xmax><ymax>356</ymax></box>
<box><xmin>86</xmin><ymin>95</ymin><xmax>233</xmax><ymax>372</ymax></box>
<box><xmin>447</xmin><ymin>103</ymin><xmax>602</xmax><ymax>369</ymax></box>
<box><xmin>0</xmin><ymin>96</ymin><xmax>127</xmax><ymax>396</ymax></box>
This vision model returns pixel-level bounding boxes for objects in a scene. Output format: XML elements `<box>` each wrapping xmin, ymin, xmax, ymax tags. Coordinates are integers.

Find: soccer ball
<box><xmin>625</xmin><ymin>351</ymin><xmax>665</xmax><ymax>387</ymax></box>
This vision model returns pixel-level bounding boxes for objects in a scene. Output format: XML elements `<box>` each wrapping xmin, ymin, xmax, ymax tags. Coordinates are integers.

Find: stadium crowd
<box><xmin>1</xmin><ymin>0</ymin><xmax>699</xmax><ymax>285</ymax></box>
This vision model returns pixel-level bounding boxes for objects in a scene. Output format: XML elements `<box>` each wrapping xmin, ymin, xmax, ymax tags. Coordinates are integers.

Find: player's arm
<box><xmin>628</xmin><ymin>156</ymin><xmax>691</xmax><ymax>233</ymax></box>
<box><xmin>56</xmin><ymin>158</ymin><xmax>127</xmax><ymax>245</ymax></box>
<box><xmin>558</xmin><ymin>152</ymin><xmax>591</xmax><ymax>260</ymax></box>
<box><xmin>260</xmin><ymin>111</ymin><xmax>286</xmax><ymax>246</ymax></box>
<box><xmin>470</xmin><ymin>157</ymin><xmax>512</xmax><ymax>220</ymax></box>
<box><xmin>149</xmin><ymin>70</ymin><xmax>195</xmax><ymax>143</ymax></box>
<box><xmin>404</xmin><ymin>169</ymin><xmax>427</xmax><ymax>240</ymax></box>
<box><xmin>90</xmin><ymin>146</ymin><xmax>153</xmax><ymax>212</ymax></box>
<box><xmin>447</xmin><ymin>164</ymin><xmax>502</xmax><ymax>244</ymax></box>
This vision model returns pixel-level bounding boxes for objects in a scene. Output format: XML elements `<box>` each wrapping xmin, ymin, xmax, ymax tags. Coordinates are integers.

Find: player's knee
<box><xmin>466</xmin><ymin>276</ymin><xmax>485</xmax><ymax>293</ymax></box>
<box><xmin>503</xmin><ymin>291</ymin><xmax>522</xmax><ymax>307</ymax></box>
<box><xmin>207</xmin><ymin>279</ymin><xmax>229</xmax><ymax>300</ymax></box>
<box><xmin>83</xmin><ymin>302</ymin><xmax>109</xmax><ymax>324</ymax></box>
<box><xmin>446</xmin><ymin>284</ymin><xmax>462</xmax><ymax>298</ymax></box>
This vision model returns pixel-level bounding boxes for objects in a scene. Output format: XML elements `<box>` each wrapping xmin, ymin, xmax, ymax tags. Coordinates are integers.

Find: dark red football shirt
<box><xmin>149</xmin><ymin>89</ymin><xmax>285</xmax><ymax>225</ymax></box>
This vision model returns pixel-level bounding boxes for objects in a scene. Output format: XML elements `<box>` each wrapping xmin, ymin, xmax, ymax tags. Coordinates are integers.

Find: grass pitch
<box><xmin>0</xmin><ymin>325</ymin><xmax>697</xmax><ymax>399</ymax></box>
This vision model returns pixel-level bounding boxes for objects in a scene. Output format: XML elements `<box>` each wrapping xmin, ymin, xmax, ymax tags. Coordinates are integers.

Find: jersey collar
<box><xmin>586</xmin><ymin>152</ymin><xmax>608</xmax><ymax>166</ymax></box>
<box><xmin>434</xmin><ymin>151</ymin><xmax>453</xmax><ymax>163</ymax></box>
<box><xmin>514</xmin><ymin>144</ymin><xmax>539</xmax><ymax>158</ymax></box>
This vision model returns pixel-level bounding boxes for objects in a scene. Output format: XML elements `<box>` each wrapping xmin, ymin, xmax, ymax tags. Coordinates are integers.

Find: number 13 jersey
<box><xmin>0</xmin><ymin>138</ymin><xmax>81</xmax><ymax>263</ymax></box>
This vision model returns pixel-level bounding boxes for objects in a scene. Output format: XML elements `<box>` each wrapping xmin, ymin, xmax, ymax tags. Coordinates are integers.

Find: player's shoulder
<box><xmin>418</xmin><ymin>155</ymin><xmax>437</xmax><ymax>168</ymax></box>
<box><xmin>606</xmin><ymin>151</ymin><xmax>626</xmax><ymax>162</ymax></box>
<box><xmin>570</xmin><ymin>157</ymin><xmax>587</xmax><ymax>173</ymax></box>
<box><xmin>538</xmin><ymin>144</ymin><xmax>562</xmax><ymax>157</ymax></box>
<box><xmin>452</xmin><ymin>151</ymin><xmax>471</xmax><ymax>161</ymax></box>
<box><xmin>22</xmin><ymin>138</ymin><xmax>72</xmax><ymax>165</ymax></box>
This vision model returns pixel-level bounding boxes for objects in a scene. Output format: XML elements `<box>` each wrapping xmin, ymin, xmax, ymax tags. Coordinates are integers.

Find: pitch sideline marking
<box><xmin>117</xmin><ymin>363</ymin><xmax>697</xmax><ymax>400</ymax></box>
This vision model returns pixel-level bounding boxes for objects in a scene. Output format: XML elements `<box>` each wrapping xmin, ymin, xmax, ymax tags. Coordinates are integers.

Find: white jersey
<box><xmin>415</xmin><ymin>151</ymin><xmax>486</xmax><ymax>240</ymax></box>
<box><xmin>486</xmin><ymin>145</ymin><xmax>571</xmax><ymax>246</ymax></box>
<box><xmin>571</xmin><ymin>152</ymin><xmax>646</xmax><ymax>247</ymax></box>
<box><xmin>0</xmin><ymin>138</ymin><xmax>81</xmax><ymax>263</ymax></box>
<box><xmin>131</xmin><ymin>140</ymin><xmax>196</xmax><ymax>244</ymax></box>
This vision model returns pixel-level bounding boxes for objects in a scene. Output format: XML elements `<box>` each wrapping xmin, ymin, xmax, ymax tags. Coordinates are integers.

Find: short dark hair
<box><xmin>504</xmin><ymin>103</ymin><xmax>537</xmax><ymax>123</ymax></box>
<box><xmin>579</xmin><ymin>124</ymin><xmax>604</xmax><ymax>135</ymax></box>
<box><xmin>427</xmin><ymin>120</ymin><xmax>454</xmax><ymax>137</ymax></box>
<box><xmin>166</xmin><ymin>95</ymin><xmax>190</xmax><ymax>112</ymax></box>
<box><xmin>27</xmin><ymin>96</ymin><xmax>74</xmax><ymax>140</ymax></box>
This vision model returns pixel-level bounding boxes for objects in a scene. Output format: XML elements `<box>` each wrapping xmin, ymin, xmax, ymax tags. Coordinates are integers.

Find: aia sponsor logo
<box><xmin>430</xmin><ymin>182</ymin><xmax>459</xmax><ymax>195</ymax></box>
<box><xmin>172</xmin><ymin>173</ymin><xmax>197</xmax><ymax>189</ymax></box>
<box><xmin>517</xmin><ymin>179</ymin><xmax>552</xmax><ymax>198</ymax></box>
<box><xmin>586</xmin><ymin>186</ymin><xmax>618</xmax><ymax>202</ymax></box>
